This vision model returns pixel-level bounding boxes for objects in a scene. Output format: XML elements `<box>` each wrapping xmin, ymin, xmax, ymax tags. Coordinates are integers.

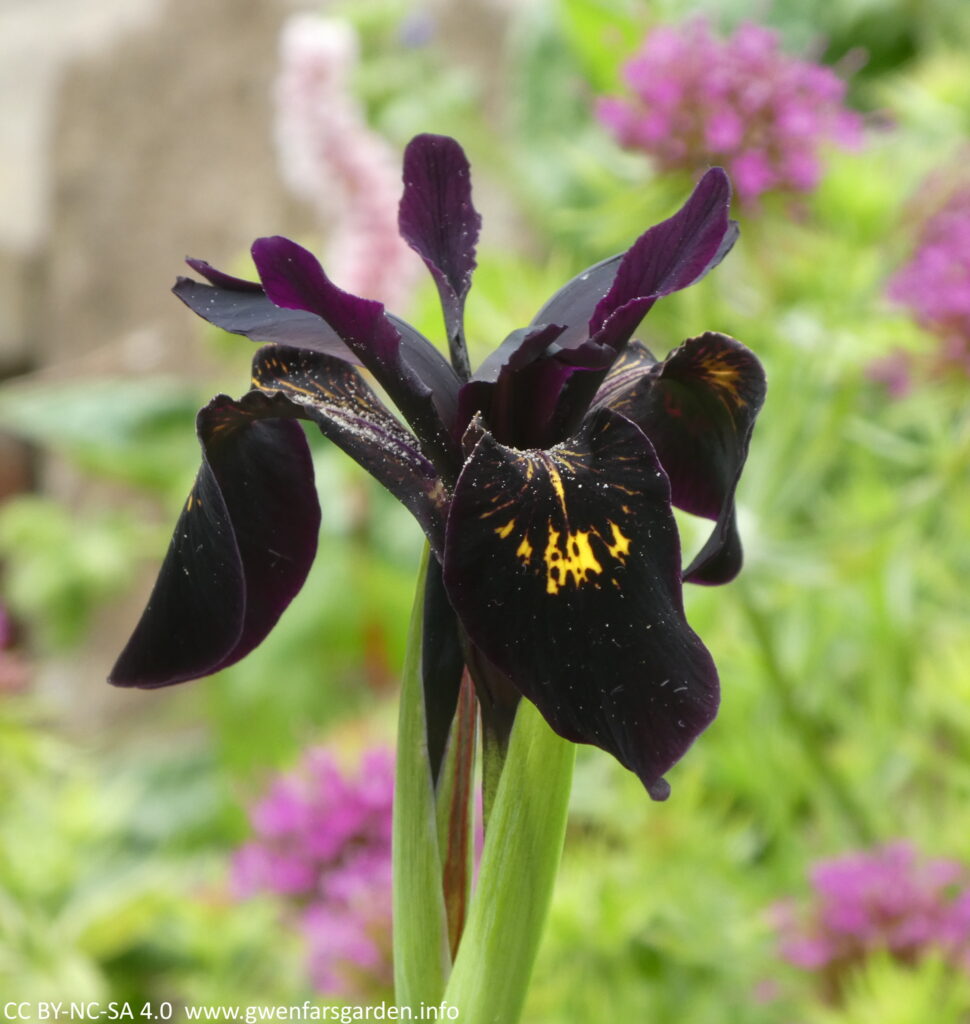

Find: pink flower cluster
<box><xmin>597</xmin><ymin>19</ymin><xmax>862</xmax><ymax>203</ymax></box>
<box><xmin>233</xmin><ymin>746</ymin><xmax>395</xmax><ymax>997</ymax></box>
<box><xmin>274</xmin><ymin>15</ymin><xmax>423</xmax><ymax>310</ymax></box>
<box><xmin>886</xmin><ymin>180</ymin><xmax>970</xmax><ymax>379</ymax></box>
<box><xmin>774</xmin><ymin>843</ymin><xmax>970</xmax><ymax>1000</ymax></box>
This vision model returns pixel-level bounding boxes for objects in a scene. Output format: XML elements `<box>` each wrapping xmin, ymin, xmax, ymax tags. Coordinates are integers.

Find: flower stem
<box><xmin>444</xmin><ymin>699</ymin><xmax>574</xmax><ymax>1023</ymax></box>
<box><xmin>392</xmin><ymin>549</ymin><xmax>450</xmax><ymax>1008</ymax></box>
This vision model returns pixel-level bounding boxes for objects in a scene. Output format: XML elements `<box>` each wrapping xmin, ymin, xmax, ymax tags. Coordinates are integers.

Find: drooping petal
<box><xmin>443</xmin><ymin>407</ymin><xmax>719</xmax><ymax>798</ymax></box>
<box><xmin>589</xmin><ymin>168</ymin><xmax>738</xmax><ymax>349</ymax></box>
<box><xmin>251</xmin><ymin>236</ymin><xmax>461</xmax><ymax>475</ymax></box>
<box><xmin>251</xmin><ymin>345</ymin><xmax>448</xmax><ymax>554</ymax></box>
<box><xmin>398</xmin><ymin>134</ymin><xmax>481</xmax><ymax>377</ymax></box>
<box><xmin>595</xmin><ymin>333</ymin><xmax>766</xmax><ymax>584</ymax></box>
<box><xmin>109</xmin><ymin>395</ymin><xmax>320</xmax><ymax>688</ymax></box>
<box><xmin>174</xmin><ymin>266</ymin><xmax>360</xmax><ymax>362</ymax></box>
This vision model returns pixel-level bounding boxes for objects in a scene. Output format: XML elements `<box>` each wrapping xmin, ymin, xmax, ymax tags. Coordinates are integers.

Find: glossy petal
<box><xmin>174</xmin><ymin>269</ymin><xmax>359</xmax><ymax>362</ymax></box>
<box><xmin>443</xmin><ymin>407</ymin><xmax>719</xmax><ymax>798</ymax></box>
<box><xmin>251</xmin><ymin>236</ymin><xmax>460</xmax><ymax>473</ymax></box>
<box><xmin>590</xmin><ymin>168</ymin><xmax>737</xmax><ymax>348</ymax></box>
<box><xmin>251</xmin><ymin>345</ymin><xmax>448</xmax><ymax>555</ymax></box>
<box><xmin>596</xmin><ymin>334</ymin><xmax>766</xmax><ymax>584</ymax></box>
<box><xmin>109</xmin><ymin>395</ymin><xmax>320</xmax><ymax>687</ymax></box>
<box><xmin>398</xmin><ymin>134</ymin><xmax>481</xmax><ymax>376</ymax></box>
<box><xmin>529</xmin><ymin>253</ymin><xmax>625</xmax><ymax>349</ymax></box>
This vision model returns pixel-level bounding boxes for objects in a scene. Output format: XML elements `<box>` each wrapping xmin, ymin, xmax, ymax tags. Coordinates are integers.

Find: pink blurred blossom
<box><xmin>597</xmin><ymin>18</ymin><xmax>862</xmax><ymax>205</ymax></box>
<box><xmin>274</xmin><ymin>15</ymin><xmax>423</xmax><ymax>310</ymax></box>
<box><xmin>886</xmin><ymin>175</ymin><xmax>970</xmax><ymax>382</ymax></box>
<box><xmin>233</xmin><ymin>745</ymin><xmax>395</xmax><ymax>998</ymax></box>
<box><xmin>773</xmin><ymin>842</ymin><xmax>970</xmax><ymax>1003</ymax></box>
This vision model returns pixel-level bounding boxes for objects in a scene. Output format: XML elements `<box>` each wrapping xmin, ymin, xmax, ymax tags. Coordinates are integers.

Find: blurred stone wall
<box><xmin>1</xmin><ymin>0</ymin><xmax>314</xmax><ymax>718</ymax></box>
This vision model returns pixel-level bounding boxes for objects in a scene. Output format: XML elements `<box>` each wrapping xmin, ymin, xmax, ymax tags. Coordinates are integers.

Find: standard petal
<box><xmin>174</xmin><ymin>272</ymin><xmax>360</xmax><ymax>362</ymax></box>
<box><xmin>109</xmin><ymin>396</ymin><xmax>320</xmax><ymax>688</ymax></box>
<box><xmin>398</xmin><ymin>134</ymin><xmax>481</xmax><ymax>376</ymax></box>
<box><xmin>443</xmin><ymin>407</ymin><xmax>719</xmax><ymax>798</ymax></box>
<box><xmin>251</xmin><ymin>345</ymin><xmax>447</xmax><ymax>555</ymax></box>
<box><xmin>251</xmin><ymin>236</ymin><xmax>460</xmax><ymax>473</ymax></box>
<box><xmin>529</xmin><ymin>252</ymin><xmax>625</xmax><ymax>350</ymax></box>
<box><xmin>589</xmin><ymin>168</ymin><xmax>738</xmax><ymax>348</ymax></box>
<box><xmin>597</xmin><ymin>333</ymin><xmax>766</xmax><ymax>585</ymax></box>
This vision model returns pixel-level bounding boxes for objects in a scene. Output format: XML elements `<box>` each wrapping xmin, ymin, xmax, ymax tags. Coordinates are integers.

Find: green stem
<box><xmin>392</xmin><ymin>549</ymin><xmax>450</xmax><ymax>1008</ymax></box>
<box><xmin>738</xmin><ymin>580</ymin><xmax>876</xmax><ymax>843</ymax></box>
<box><xmin>444</xmin><ymin>699</ymin><xmax>575</xmax><ymax>1023</ymax></box>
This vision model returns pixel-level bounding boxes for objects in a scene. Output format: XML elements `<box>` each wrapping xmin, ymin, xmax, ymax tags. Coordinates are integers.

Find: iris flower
<box><xmin>110</xmin><ymin>134</ymin><xmax>765</xmax><ymax>800</ymax></box>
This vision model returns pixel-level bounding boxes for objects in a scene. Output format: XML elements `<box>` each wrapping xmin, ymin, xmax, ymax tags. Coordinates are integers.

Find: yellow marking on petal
<box><xmin>606</xmin><ymin>521</ymin><xmax>631</xmax><ymax>562</ymax></box>
<box><xmin>701</xmin><ymin>351</ymin><xmax>746</xmax><ymax>405</ymax></box>
<box><xmin>546</xmin><ymin>463</ymin><xmax>568</xmax><ymax>515</ymax></box>
<box><xmin>544</xmin><ymin>526</ymin><xmax>603</xmax><ymax>595</ymax></box>
<box><xmin>495</xmin><ymin>518</ymin><xmax>516</xmax><ymax>539</ymax></box>
<box><xmin>516</xmin><ymin>535</ymin><xmax>533</xmax><ymax>564</ymax></box>
<box><xmin>277</xmin><ymin>379</ymin><xmax>318</xmax><ymax>399</ymax></box>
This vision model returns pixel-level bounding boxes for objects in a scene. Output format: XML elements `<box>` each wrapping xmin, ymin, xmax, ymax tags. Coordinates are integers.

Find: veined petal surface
<box><xmin>398</xmin><ymin>134</ymin><xmax>481</xmax><ymax>374</ymax></box>
<box><xmin>590</xmin><ymin>168</ymin><xmax>737</xmax><ymax>347</ymax></box>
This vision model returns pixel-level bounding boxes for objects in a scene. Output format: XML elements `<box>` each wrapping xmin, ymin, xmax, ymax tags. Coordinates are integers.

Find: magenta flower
<box><xmin>233</xmin><ymin>746</ymin><xmax>395</xmax><ymax>997</ymax></box>
<box><xmin>774</xmin><ymin>843</ymin><xmax>970</xmax><ymax>1002</ymax></box>
<box><xmin>598</xmin><ymin>18</ymin><xmax>862</xmax><ymax>204</ymax></box>
<box><xmin>887</xmin><ymin>179</ymin><xmax>970</xmax><ymax>380</ymax></box>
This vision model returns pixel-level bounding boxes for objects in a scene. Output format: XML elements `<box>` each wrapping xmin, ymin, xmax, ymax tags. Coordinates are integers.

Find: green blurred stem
<box><xmin>738</xmin><ymin>581</ymin><xmax>876</xmax><ymax>843</ymax></box>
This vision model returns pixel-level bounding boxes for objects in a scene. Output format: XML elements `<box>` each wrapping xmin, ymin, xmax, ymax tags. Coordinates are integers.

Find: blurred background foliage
<box><xmin>2</xmin><ymin>0</ymin><xmax>970</xmax><ymax>1019</ymax></box>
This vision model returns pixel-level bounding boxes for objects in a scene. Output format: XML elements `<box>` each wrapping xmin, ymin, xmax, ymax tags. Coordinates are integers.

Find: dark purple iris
<box><xmin>109</xmin><ymin>134</ymin><xmax>765</xmax><ymax>800</ymax></box>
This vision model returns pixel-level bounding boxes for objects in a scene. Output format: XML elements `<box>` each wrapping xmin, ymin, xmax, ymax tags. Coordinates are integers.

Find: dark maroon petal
<box><xmin>398</xmin><ymin>134</ymin><xmax>481</xmax><ymax>376</ymax></box>
<box><xmin>443</xmin><ymin>408</ymin><xmax>719</xmax><ymax>798</ymax></box>
<box><xmin>252</xmin><ymin>345</ymin><xmax>447</xmax><ymax>555</ymax></box>
<box><xmin>185</xmin><ymin>258</ymin><xmax>264</xmax><ymax>292</ymax></box>
<box><xmin>589</xmin><ymin>169</ymin><xmax>737</xmax><ymax>347</ymax></box>
<box><xmin>250</xmin><ymin>235</ymin><xmax>460</xmax><ymax>473</ymax></box>
<box><xmin>458</xmin><ymin>324</ymin><xmax>566</xmax><ymax>446</ymax></box>
<box><xmin>109</xmin><ymin>395</ymin><xmax>320</xmax><ymax>688</ymax></box>
<box><xmin>529</xmin><ymin>252</ymin><xmax>625</xmax><ymax>350</ymax></box>
<box><xmin>597</xmin><ymin>334</ymin><xmax>766</xmax><ymax>585</ymax></box>
<box><xmin>174</xmin><ymin>277</ymin><xmax>360</xmax><ymax>362</ymax></box>
<box><xmin>422</xmin><ymin>556</ymin><xmax>465</xmax><ymax>784</ymax></box>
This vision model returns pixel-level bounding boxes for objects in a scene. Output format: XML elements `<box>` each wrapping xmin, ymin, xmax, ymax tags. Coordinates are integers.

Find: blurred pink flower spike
<box><xmin>598</xmin><ymin>18</ymin><xmax>863</xmax><ymax>205</ymax></box>
<box><xmin>887</xmin><ymin>177</ymin><xmax>970</xmax><ymax>380</ymax></box>
<box><xmin>275</xmin><ymin>15</ymin><xmax>423</xmax><ymax>310</ymax></box>
<box><xmin>233</xmin><ymin>746</ymin><xmax>396</xmax><ymax>998</ymax></box>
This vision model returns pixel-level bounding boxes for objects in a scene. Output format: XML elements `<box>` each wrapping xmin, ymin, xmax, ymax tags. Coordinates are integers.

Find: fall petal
<box><xmin>443</xmin><ymin>408</ymin><xmax>719</xmax><ymax>797</ymax></box>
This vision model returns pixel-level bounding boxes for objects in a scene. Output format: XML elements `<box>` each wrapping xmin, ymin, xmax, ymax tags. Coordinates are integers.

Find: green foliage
<box><xmin>0</xmin><ymin>497</ymin><xmax>148</xmax><ymax>650</ymax></box>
